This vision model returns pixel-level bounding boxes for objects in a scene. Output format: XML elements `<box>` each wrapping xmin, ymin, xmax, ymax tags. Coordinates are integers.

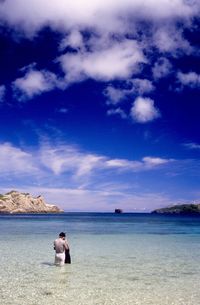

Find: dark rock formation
<box><xmin>152</xmin><ymin>204</ymin><xmax>200</xmax><ymax>215</ymax></box>
<box><xmin>115</xmin><ymin>209</ymin><xmax>123</xmax><ymax>214</ymax></box>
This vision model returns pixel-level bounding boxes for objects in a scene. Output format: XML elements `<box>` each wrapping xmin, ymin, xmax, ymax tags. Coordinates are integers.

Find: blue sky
<box><xmin>0</xmin><ymin>0</ymin><xmax>200</xmax><ymax>211</ymax></box>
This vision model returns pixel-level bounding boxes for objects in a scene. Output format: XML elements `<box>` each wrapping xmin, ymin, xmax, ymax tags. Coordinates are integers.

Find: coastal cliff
<box><xmin>152</xmin><ymin>203</ymin><xmax>200</xmax><ymax>215</ymax></box>
<box><xmin>0</xmin><ymin>191</ymin><xmax>63</xmax><ymax>214</ymax></box>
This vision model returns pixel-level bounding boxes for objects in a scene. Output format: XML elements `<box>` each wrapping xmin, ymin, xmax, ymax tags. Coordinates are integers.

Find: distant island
<box><xmin>0</xmin><ymin>190</ymin><xmax>63</xmax><ymax>214</ymax></box>
<box><xmin>152</xmin><ymin>203</ymin><xmax>200</xmax><ymax>215</ymax></box>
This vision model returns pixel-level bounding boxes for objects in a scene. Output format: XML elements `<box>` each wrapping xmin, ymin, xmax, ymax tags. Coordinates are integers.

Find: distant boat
<box><xmin>115</xmin><ymin>209</ymin><xmax>123</xmax><ymax>214</ymax></box>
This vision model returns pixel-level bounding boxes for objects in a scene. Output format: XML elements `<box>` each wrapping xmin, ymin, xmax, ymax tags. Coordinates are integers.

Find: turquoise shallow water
<box><xmin>1</xmin><ymin>213</ymin><xmax>200</xmax><ymax>305</ymax></box>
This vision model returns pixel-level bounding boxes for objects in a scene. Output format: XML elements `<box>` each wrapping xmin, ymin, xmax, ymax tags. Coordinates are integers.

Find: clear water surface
<box><xmin>1</xmin><ymin>213</ymin><xmax>200</xmax><ymax>305</ymax></box>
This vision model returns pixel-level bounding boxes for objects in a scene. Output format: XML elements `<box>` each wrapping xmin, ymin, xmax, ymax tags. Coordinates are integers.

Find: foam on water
<box><xmin>1</xmin><ymin>213</ymin><xmax>200</xmax><ymax>305</ymax></box>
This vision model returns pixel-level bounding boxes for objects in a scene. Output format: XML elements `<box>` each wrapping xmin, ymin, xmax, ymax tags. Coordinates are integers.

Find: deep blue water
<box><xmin>1</xmin><ymin>212</ymin><xmax>200</xmax><ymax>236</ymax></box>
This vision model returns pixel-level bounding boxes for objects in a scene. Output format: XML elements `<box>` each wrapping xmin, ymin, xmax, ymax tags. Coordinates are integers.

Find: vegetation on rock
<box><xmin>152</xmin><ymin>204</ymin><xmax>200</xmax><ymax>215</ymax></box>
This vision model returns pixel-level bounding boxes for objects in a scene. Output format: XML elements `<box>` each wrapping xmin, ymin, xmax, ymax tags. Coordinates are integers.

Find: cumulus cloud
<box><xmin>104</xmin><ymin>78</ymin><xmax>154</xmax><ymax>106</ymax></box>
<box><xmin>130</xmin><ymin>97</ymin><xmax>161</xmax><ymax>123</ymax></box>
<box><xmin>177</xmin><ymin>71</ymin><xmax>200</xmax><ymax>88</ymax></box>
<box><xmin>58</xmin><ymin>39</ymin><xmax>145</xmax><ymax>83</ymax></box>
<box><xmin>0</xmin><ymin>0</ymin><xmax>198</xmax><ymax>107</ymax></box>
<box><xmin>59</xmin><ymin>30</ymin><xmax>84</xmax><ymax>51</ymax></box>
<box><xmin>153</xmin><ymin>26</ymin><xmax>193</xmax><ymax>55</ymax></box>
<box><xmin>130</xmin><ymin>79</ymin><xmax>155</xmax><ymax>95</ymax></box>
<box><xmin>152</xmin><ymin>57</ymin><xmax>173</xmax><ymax>80</ymax></box>
<box><xmin>0</xmin><ymin>0</ymin><xmax>198</xmax><ymax>36</ymax></box>
<box><xmin>12</xmin><ymin>68</ymin><xmax>61</xmax><ymax>100</ymax></box>
<box><xmin>104</xmin><ymin>86</ymin><xmax>126</xmax><ymax>105</ymax></box>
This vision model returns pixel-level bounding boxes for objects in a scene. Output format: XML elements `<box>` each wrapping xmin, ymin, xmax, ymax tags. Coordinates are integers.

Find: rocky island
<box><xmin>0</xmin><ymin>190</ymin><xmax>63</xmax><ymax>214</ymax></box>
<box><xmin>115</xmin><ymin>209</ymin><xmax>123</xmax><ymax>214</ymax></box>
<box><xmin>152</xmin><ymin>203</ymin><xmax>200</xmax><ymax>215</ymax></box>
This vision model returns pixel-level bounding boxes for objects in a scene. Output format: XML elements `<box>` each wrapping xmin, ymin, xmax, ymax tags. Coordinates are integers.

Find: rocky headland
<box><xmin>0</xmin><ymin>190</ymin><xmax>63</xmax><ymax>214</ymax></box>
<box><xmin>152</xmin><ymin>203</ymin><xmax>200</xmax><ymax>215</ymax></box>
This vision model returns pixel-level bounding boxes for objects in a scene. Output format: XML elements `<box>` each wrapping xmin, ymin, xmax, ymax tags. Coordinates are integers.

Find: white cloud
<box><xmin>107</xmin><ymin>108</ymin><xmax>127</xmax><ymax>119</ymax></box>
<box><xmin>177</xmin><ymin>71</ymin><xmax>200</xmax><ymax>88</ymax></box>
<box><xmin>38</xmin><ymin>143</ymin><xmax>105</xmax><ymax>177</ymax></box>
<box><xmin>0</xmin><ymin>141</ymin><xmax>173</xmax><ymax>183</ymax></box>
<box><xmin>130</xmin><ymin>79</ymin><xmax>155</xmax><ymax>95</ymax></box>
<box><xmin>12</xmin><ymin>68</ymin><xmax>61</xmax><ymax>100</ymax></box>
<box><xmin>0</xmin><ymin>0</ymin><xmax>198</xmax><ymax>106</ymax></box>
<box><xmin>59</xmin><ymin>39</ymin><xmax>145</xmax><ymax>83</ymax></box>
<box><xmin>106</xmin><ymin>156</ymin><xmax>173</xmax><ymax>171</ymax></box>
<box><xmin>0</xmin><ymin>0</ymin><xmax>197</xmax><ymax>36</ymax></box>
<box><xmin>0</xmin><ymin>143</ymin><xmax>37</xmax><ymax>175</ymax></box>
<box><xmin>130</xmin><ymin>97</ymin><xmax>161</xmax><ymax>123</ymax></box>
<box><xmin>104</xmin><ymin>86</ymin><xmax>125</xmax><ymax>105</ymax></box>
<box><xmin>59</xmin><ymin>30</ymin><xmax>83</xmax><ymax>51</ymax></box>
<box><xmin>183</xmin><ymin>142</ymin><xmax>200</xmax><ymax>150</ymax></box>
<box><xmin>1</xmin><ymin>0</ymin><xmax>198</xmax><ymax>104</ymax></box>
<box><xmin>153</xmin><ymin>27</ymin><xmax>193</xmax><ymax>55</ymax></box>
<box><xmin>0</xmin><ymin>140</ymin><xmax>179</xmax><ymax>211</ymax></box>
<box><xmin>104</xmin><ymin>78</ymin><xmax>154</xmax><ymax>106</ymax></box>
<box><xmin>39</xmin><ymin>143</ymin><xmax>170</xmax><ymax>178</ymax></box>
<box><xmin>38</xmin><ymin>144</ymin><xmax>174</xmax><ymax>190</ymax></box>
<box><xmin>105</xmin><ymin>158</ymin><xmax>141</xmax><ymax>170</ymax></box>
<box><xmin>142</xmin><ymin>156</ymin><xmax>173</xmax><ymax>167</ymax></box>
<box><xmin>152</xmin><ymin>57</ymin><xmax>173</xmax><ymax>80</ymax></box>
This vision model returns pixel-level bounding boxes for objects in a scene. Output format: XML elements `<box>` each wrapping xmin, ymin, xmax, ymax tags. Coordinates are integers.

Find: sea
<box><xmin>1</xmin><ymin>213</ymin><xmax>200</xmax><ymax>305</ymax></box>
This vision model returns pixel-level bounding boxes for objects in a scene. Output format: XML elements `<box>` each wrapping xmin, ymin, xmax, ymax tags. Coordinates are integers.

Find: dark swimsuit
<box><xmin>65</xmin><ymin>249</ymin><xmax>71</xmax><ymax>264</ymax></box>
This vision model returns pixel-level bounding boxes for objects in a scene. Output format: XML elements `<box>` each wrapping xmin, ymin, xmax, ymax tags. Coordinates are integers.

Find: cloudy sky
<box><xmin>0</xmin><ymin>0</ymin><xmax>200</xmax><ymax>211</ymax></box>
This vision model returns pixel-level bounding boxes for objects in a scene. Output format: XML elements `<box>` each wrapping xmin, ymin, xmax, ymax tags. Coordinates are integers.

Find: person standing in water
<box><xmin>54</xmin><ymin>232</ymin><xmax>69</xmax><ymax>266</ymax></box>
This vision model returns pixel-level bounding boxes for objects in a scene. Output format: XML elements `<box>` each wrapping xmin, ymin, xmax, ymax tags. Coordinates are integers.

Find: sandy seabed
<box><xmin>1</xmin><ymin>214</ymin><xmax>200</xmax><ymax>305</ymax></box>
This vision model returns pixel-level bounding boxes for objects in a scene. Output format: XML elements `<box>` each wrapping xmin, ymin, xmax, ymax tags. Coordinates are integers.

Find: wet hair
<box><xmin>59</xmin><ymin>232</ymin><xmax>66</xmax><ymax>238</ymax></box>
